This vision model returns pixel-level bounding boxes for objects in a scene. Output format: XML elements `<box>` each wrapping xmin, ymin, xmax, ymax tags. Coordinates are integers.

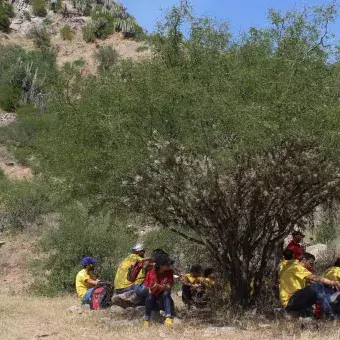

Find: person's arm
<box><xmin>306</xmin><ymin>274</ymin><xmax>340</xmax><ymax>289</ymax></box>
<box><xmin>87</xmin><ymin>278</ymin><xmax>100</xmax><ymax>286</ymax></box>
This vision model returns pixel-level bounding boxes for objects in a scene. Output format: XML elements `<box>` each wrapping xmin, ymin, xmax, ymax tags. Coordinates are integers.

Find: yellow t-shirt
<box><xmin>183</xmin><ymin>273</ymin><xmax>204</xmax><ymax>285</ymax></box>
<box><xmin>75</xmin><ymin>269</ymin><xmax>96</xmax><ymax>298</ymax></box>
<box><xmin>114</xmin><ymin>253</ymin><xmax>145</xmax><ymax>290</ymax></box>
<box><xmin>323</xmin><ymin>266</ymin><xmax>340</xmax><ymax>282</ymax></box>
<box><xmin>279</xmin><ymin>260</ymin><xmax>312</xmax><ymax>308</ymax></box>
<box><xmin>204</xmin><ymin>277</ymin><xmax>215</xmax><ymax>289</ymax></box>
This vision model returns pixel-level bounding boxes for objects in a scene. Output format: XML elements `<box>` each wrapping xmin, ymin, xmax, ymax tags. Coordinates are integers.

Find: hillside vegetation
<box><xmin>1</xmin><ymin>2</ymin><xmax>340</xmax><ymax>309</ymax></box>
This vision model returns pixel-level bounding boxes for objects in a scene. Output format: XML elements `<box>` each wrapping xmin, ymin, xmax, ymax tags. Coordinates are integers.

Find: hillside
<box><xmin>1</xmin><ymin>0</ymin><xmax>151</xmax><ymax>73</ymax></box>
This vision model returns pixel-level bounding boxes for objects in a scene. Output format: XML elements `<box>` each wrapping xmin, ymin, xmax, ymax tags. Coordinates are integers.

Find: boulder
<box><xmin>306</xmin><ymin>243</ymin><xmax>328</xmax><ymax>259</ymax></box>
<box><xmin>111</xmin><ymin>291</ymin><xmax>140</xmax><ymax>309</ymax></box>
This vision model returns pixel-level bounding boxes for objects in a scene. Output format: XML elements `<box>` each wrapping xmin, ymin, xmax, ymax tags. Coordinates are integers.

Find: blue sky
<box><xmin>122</xmin><ymin>0</ymin><xmax>339</xmax><ymax>36</ymax></box>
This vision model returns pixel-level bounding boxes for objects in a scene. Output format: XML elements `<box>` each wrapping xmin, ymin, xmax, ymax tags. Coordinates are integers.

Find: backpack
<box><xmin>90</xmin><ymin>283</ymin><xmax>113</xmax><ymax>310</ymax></box>
<box><xmin>127</xmin><ymin>260</ymin><xmax>145</xmax><ymax>282</ymax></box>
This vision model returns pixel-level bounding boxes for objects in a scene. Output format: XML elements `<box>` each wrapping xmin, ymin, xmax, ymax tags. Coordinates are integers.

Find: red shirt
<box><xmin>286</xmin><ymin>240</ymin><xmax>303</xmax><ymax>260</ymax></box>
<box><xmin>144</xmin><ymin>268</ymin><xmax>174</xmax><ymax>296</ymax></box>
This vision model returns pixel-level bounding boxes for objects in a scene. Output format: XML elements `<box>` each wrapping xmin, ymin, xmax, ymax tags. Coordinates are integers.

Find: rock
<box><xmin>203</xmin><ymin>327</ymin><xmax>236</xmax><ymax>336</ymax></box>
<box><xmin>306</xmin><ymin>243</ymin><xmax>327</xmax><ymax>259</ymax></box>
<box><xmin>110</xmin><ymin>305</ymin><xmax>125</xmax><ymax>315</ymax></box>
<box><xmin>68</xmin><ymin>305</ymin><xmax>83</xmax><ymax>314</ymax></box>
<box><xmin>111</xmin><ymin>291</ymin><xmax>140</xmax><ymax>309</ymax></box>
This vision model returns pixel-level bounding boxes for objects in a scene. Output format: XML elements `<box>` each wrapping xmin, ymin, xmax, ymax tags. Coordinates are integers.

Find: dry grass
<box><xmin>1</xmin><ymin>293</ymin><xmax>340</xmax><ymax>340</ymax></box>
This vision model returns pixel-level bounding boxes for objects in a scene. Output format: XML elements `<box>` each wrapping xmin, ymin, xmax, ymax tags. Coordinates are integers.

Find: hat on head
<box><xmin>132</xmin><ymin>242</ymin><xmax>145</xmax><ymax>252</ymax></box>
<box><xmin>155</xmin><ymin>254</ymin><xmax>174</xmax><ymax>267</ymax></box>
<box><xmin>292</xmin><ymin>230</ymin><xmax>305</xmax><ymax>237</ymax></box>
<box><xmin>81</xmin><ymin>257</ymin><xmax>98</xmax><ymax>266</ymax></box>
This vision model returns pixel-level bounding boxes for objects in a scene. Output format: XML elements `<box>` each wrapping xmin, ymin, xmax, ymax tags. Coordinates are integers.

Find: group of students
<box><xmin>75</xmin><ymin>243</ymin><xmax>216</xmax><ymax>327</ymax></box>
<box><xmin>279</xmin><ymin>231</ymin><xmax>340</xmax><ymax>319</ymax></box>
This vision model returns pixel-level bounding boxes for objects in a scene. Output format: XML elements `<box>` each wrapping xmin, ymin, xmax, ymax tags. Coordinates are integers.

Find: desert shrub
<box><xmin>0</xmin><ymin>179</ymin><xmax>59</xmax><ymax>231</ymax></box>
<box><xmin>23</xmin><ymin>10</ymin><xmax>31</xmax><ymax>21</ymax></box>
<box><xmin>31</xmin><ymin>204</ymin><xmax>136</xmax><ymax>295</ymax></box>
<box><xmin>0</xmin><ymin>46</ymin><xmax>57</xmax><ymax>112</ymax></box>
<box><xmin>82</xmin><ymin>23</ymin><xmax>96</xmax><ymax>42</ymax></box>
<box><xmin>0</xmin><ymin>1</ymin><xmax>13</xmax><ymax>33</ymax></box>
<box><xmin>136</xmin><ymin>45</ymin><xmax>149</xmax><ymax>53</ymax></box>
<box><xmin>30</xmin><ymin>0</ymin><xmax>47</xmax><ymax>17</ymax></box>
<box><xmin>94</xmin><ymin>46</ymin><xmax>118</xmax><ymax>71</ymax></box>
<box><xmin>27</xmin><ymin>25</ymin><xmax>51</xmax><ymax>48</ymax></box>
<box><xmin>60</xmin><ymin>24</ymin><xmax>75</xmax><ymax>41</ymax></box>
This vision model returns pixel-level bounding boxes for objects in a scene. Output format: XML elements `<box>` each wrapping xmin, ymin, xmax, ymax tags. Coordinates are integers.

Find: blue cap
<box><xmin>81</xmin><ymin>257</ymin><xmax>99</xmax><ymax>266</ymax></box>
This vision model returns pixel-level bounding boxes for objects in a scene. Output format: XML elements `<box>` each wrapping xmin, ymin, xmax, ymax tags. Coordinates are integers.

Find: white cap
<box><xmin>132</xmin><ymin>242</ymin><xmax>145</xmax><ymax>252</ymax></box>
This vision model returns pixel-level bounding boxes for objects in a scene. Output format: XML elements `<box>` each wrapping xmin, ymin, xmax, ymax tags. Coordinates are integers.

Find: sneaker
<box><xmin>159</xmin><ymin>310</ymin><xmax>166</xmax><ymax>317</ymax></box>
<box><xmin>143</xmin><ymin>320</ymin><xmax>150</xmax><ymax>328</ymax></box>
<box><xmin>164</xmin><ymin>317</ymin><xmax>173</xmax><ymax>327</ymax></box>
<box><xmin>330</xmin><ymin>292</ymin><xmax>340</xmax><ymax>304</ymax></box>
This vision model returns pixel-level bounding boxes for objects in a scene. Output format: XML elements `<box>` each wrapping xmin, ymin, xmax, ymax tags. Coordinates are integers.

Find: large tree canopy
<box><xmin>5</xmin><ymin>3</ymin><xmax>340</xmax><ymax>305</ymax></box>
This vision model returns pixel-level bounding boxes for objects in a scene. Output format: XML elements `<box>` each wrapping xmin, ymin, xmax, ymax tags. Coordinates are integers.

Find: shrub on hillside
<box><xmin>30</xmin><ymin>0</ymin><xmax>47</xmax><ymax>17</ymax></box>
<box><xmin>0</xmin><ymin>1</ymin><xmax>14</xmax><ymax>33</ymax></box>
<box><xmin>27</xmin><ymin>25</ymin><xmax>51</xmax><ymax>48</ymax></box>
<box><xmin>82</xmin><ymin>23</ymin><xmax>96</xmax><ymax>42</ymax></box>
<box><xmin>31</xmin><ymin>204</ymin><xmax>136</xmax><ymax>295</ymax></box>
<box><xmin>94</xmin><ymin>46</ymin><xmax>118</xmax><ymax>72</ymax></box>
<box><xmin>60</xmin><ymin>25</ymin><xmax>75</xmax><ymax>41</ymax></box>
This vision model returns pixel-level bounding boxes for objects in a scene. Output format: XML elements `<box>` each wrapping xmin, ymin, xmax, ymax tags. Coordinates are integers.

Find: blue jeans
<box><xmin>286</xmin><ymin>283</ymin><xmax>334</xmax><ymax>316</ymax></box>
<box><xmin>81</xmin><ymin>287</ymin><xmax>95</xmax><ymax>304</ymax></box>
<box><xmin>144</xmin><ymin>291</ymin><xmax>174</xmax><ymax>321</ymax></box>
<box><xmin>115</xmin><ymin>283</ymin><xmax>148</xmax><ymax>298</ymax></box>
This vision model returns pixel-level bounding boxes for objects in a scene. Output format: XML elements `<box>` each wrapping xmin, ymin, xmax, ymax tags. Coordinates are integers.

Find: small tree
<box><xmin>127</xmin><ymin>137</ymin><xmax>340</xmax><ymax>305</ymax></box>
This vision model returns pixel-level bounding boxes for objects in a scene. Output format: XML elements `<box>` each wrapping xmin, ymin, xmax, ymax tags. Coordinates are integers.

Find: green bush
<box><xmin>23</xmin><ymin>10</ymin><xmax>31</xmax><ymax>21</ymax></box>
<box><xmin>0</xmin><ymin>45</ymin><xmax>57</xmax><ymax>111</ymax></box>
<box><xmin>30</xmin><ymin>0</ymin><xmax>47</xmax><ymax>17</ymax></box>
<box><xmin>0</xmin><ymin>1</ymin><xmax>14</xmax><ymax>33</ymax></box>
<box><xmin>60</xmin><ymin>24</ymin><xmax>75</xmax><ymax>41</ymax></box>
<box><xmin>82</xmin><ymin>23</ymin><xmax>96</xmax><ymax>42</ymax></box>
<box><xmin>27</xmin><ymin>25</ymin><xmax>51</xmax><ymax>48</ymax></box>
<box><xmin>31</xmin><ymin>204</ymin><xmax>136</xmax><ymax>295</ymax></box>
<box><xmin>94</xmin><ymin>46</ymin><xmax>118</xmax><ymax>71</ymax></box>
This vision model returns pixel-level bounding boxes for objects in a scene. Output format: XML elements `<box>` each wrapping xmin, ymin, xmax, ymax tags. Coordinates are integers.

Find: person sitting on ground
<box><xmin>76</xmin><ymin>257</ymin><xmax>100</xmax><ymax>304</ymax></box>
<box><xmin>180</xmin><ymin>264</ymin><xmax>204</xmax><ymax>307</ymax></box>
<box><xmin>286</xmin><ymin>230</ymin><xmax>305</xmax><ymax>260</ymax></box>
<box><xmin>143</xmin><ymin>254</ymin><xmax>175</xmax><ymax>327</ymax></box>
<box><xmin>113</xmin><ymin>243</ymin><xmax>150</xmax><ymax>299</ymax></box>
<box><xmin>279</xmin><ymin>251</ymin><xmax>340</xmax><ymax>319</ymax></box>
<box><xmin>323</xmin><ymin>258</ymin><xmax>340</xmax><ymax>309</ymax></box>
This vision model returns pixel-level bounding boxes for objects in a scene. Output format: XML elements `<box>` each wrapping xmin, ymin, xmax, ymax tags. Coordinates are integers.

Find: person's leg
<box><xmin>133</xmin><ymin>283</ymin><xmax>149</xmax><ymax>298</ymax></box>
<box><xmin>286</xmin><ymin>284</ymin><xmax>334</xmax><ymax>316</ymax></box>
<box><xmin>144</xmin><ymin>294</ymin><xmax>156</xmax><ymax>321</ymax></box>
<box><xmin>161</xmin><ymin>291</ymin><xmax>173</xmax><ymax>318</ymax></box>
<box><xmin>285</xmin><ymin>286</ymin><xmax>317</xmax><ymax>316</ymax></box>
<box><xmin>81</xmin><ymin>287</ymin><xmax>95</xmax><ymax>304</ymax></box>
<box><xmin>182</xmin><ymin>285</ymin><xmax>192</xmax><ymax>305</ymax></box>
<box><xmin>114</xmin><ymin>286</ymin><xmax>134</xmax><ymax>295</ymax></box>
<box><xmin>309</xmin><ymin>283</ymin><xmax>334</xmax><ymax>315</ymax></box>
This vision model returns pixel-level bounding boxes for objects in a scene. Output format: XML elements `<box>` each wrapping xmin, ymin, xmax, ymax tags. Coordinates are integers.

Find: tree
<box><xmin>127</xmin><ymin>137</ymin><xmax>340</xmax><ymax>305</ymax></box>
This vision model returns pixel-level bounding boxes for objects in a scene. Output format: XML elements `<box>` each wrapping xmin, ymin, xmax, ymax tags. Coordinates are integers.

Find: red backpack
<box><xmin>90</xmin><ymin>283</ymin><xmax>113</xmax><ymax>310</ymax></box>
<box><xmin>127</xmin><ymin>261</ymin><xmax>145</xmax><ymax>282</ymax></box>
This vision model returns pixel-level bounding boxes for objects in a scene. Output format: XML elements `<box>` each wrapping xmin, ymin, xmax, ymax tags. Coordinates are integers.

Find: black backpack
<box><xmin>90</xmin><ymin>282</ymin><xmax>113</xmax><ymax>310</ymax></box>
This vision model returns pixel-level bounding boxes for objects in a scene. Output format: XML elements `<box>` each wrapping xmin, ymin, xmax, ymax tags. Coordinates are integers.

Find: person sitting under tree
<box><xmin>143</xmin><ymin>254</ymin><xmax>175</xmax><ymax>327</ymax></box>
<box><xmin>180</xmin><ymin>264</ymin><xmax>205</xmax><ymax>308</ymax></box>
<box><xmin>286</xmin><ymin>230</ymin><xmax>305</xmax><ymax>260</ymax></box>
<box><xmin>279</xmin><ymin>250</ymin><xmax>340</xmax><ymax>319</ymax></box>
<box><xmin>114</xmin><ymin>243</ymin><xmax>151</xmax><ymax>300</ymax></box>
<box><xmin>75</xmin><ymin>257</ymin><xmax>100</xmax><ymax>304</ymax></box>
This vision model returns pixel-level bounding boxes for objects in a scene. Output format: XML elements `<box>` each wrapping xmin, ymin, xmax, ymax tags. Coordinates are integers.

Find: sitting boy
<box><xmin>143</xmin><ymin>254</ymin><xmax>175</xmax><ymax>327</ymax></box>
<box><xmin>181</xmin><ymin>264</ymin><xmax>204</xmax><ymax>307</ymax></box>
<box><xmin>76</xmin><ymin>257</ymin><xmax>100</xmax><ymax>304</ymax></box>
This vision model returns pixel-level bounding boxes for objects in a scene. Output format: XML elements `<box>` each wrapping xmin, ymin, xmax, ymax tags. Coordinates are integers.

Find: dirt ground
<box><xmin>1</xmin><ymin>293</ymin><xmax>340</xmax><ymax>340</ymax></box>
